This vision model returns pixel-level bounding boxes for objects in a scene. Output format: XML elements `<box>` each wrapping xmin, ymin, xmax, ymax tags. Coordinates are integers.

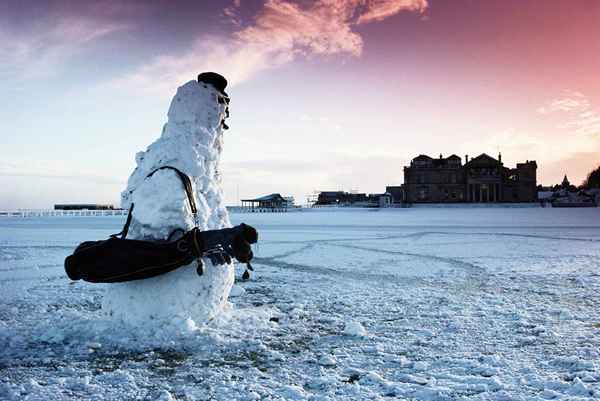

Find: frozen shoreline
<box><xmin>1</xmin><ymin>209</ymin><xmax>599</xmax><ymax>400</ymax></box>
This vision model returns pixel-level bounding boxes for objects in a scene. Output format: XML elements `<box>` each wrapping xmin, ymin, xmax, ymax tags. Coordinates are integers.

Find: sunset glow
<box><xmin>1</xmin><ymin>0</ymin><xmax>598</xmax><ymax>208</ymax></box>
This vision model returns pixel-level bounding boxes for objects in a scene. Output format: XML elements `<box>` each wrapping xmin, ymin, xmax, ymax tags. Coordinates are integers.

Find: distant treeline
<box><xmin>583</xmin><ymin>165</ymin><xmax>600</xmax><ymax>189</ymax></box>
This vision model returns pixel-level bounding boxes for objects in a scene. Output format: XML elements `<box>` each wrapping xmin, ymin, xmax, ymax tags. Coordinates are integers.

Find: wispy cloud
<box><xmin>356</xmin><ymin>0</ymin><xmax>428</xmax><ymax>24</ymax></box>
<box><xmin>478</xmin><ymin>91</ymin><xmax>600</xmax><ymax>185</ymax></box>
<box><xmin>112</xmin><ymin>0</ymin><xmax>428</xmax><ymax>93</ymax></box>
<box><xmin>0</xmin><ymin>7</ymin><xmax>133</xmax><ymax>83</ymax></box>
<box><xmin>537</xmin><ymin>90</ymin><xmax>588</xmax><ymax>114</ymax></box>
<box><xmin>538</xmin><ymin>90</ymin><xmax>600</xmax><ymax>137</ymax></box>
<box><xmin>223</xmin><ymin>0</ymin><xmax>243</xmax><ymax>27</ymax></box>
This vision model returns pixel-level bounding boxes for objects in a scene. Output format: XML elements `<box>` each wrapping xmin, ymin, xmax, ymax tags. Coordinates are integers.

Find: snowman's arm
<box><xmin>127</xmin><ymin>169</ymin><xmax>195</xmax><ymax>240</ymax></box>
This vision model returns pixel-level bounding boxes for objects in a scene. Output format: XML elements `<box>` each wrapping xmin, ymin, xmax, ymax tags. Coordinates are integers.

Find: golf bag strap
<box><xmin>146</xmin><ymin>166</ymin><xmax>198</xmax><ymax>215</ymax></box>
<box><xmin>110</xmin><ymin>204</ymin><xmax>134</xmax><ymax>240</ymax></box>
<box><xmin>116</xmin><ymin>166</ymin><xmax>198</xmax><ymax>239</ymax></box>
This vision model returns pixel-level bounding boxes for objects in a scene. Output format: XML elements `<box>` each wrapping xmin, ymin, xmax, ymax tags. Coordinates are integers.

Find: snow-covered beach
<box><xmin>1</xmin><ymin>207</ymin><xmax>599</xmax><ymax>400</ymax></box>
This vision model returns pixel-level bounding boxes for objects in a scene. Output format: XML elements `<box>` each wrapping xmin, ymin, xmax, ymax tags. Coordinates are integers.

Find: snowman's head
<box><xmin>166</xmin><ymin>76</ymin><xmax>229</xmax><ymax>142</ymax></box>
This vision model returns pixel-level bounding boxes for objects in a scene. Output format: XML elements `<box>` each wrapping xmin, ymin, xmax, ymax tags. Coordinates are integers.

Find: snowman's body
<box><xmin>102</xmin><ymin>80</ymin><xmax>234</xmax><ymax>327</ymax></box>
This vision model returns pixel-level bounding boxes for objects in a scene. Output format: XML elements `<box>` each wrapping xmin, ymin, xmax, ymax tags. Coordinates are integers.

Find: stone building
<box><xmin>402</xmin><ymin>153</ymin><xmax>537</xmax><ymax>203</ymax></box>
<box><xmin>316</xmin><ymin>191</ymin><xmax>368</xmax><ymax>205</ymax></box>
<box><xmin>315</xmin><ymin>191</ymin><xmax>392</xmax><ymax>207</ymax></box>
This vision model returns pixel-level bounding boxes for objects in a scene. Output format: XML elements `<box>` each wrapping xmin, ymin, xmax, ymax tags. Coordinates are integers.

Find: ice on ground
<box><xmin>343</xmin><ymin>321</ymin><xmax>368</xmax><ymax>337</ymax></box>
<box><xmin>102</xmin><ymin>79</ymin><xmax>234</xmax><ymax>328</ymax></box>
<box><xmin>318</xmin><ymin>354</ymin><xmax>337</xmax><ymax>367</ymax></box>
<box><xmin>229</xmin><ymin>284</ymin><xmax>246</xmax><ymax>297</ymax></box>
<box><xmin>1</xmin><ymin>207</ymin><xmax>599</xmax><ymax>400</ymax></box>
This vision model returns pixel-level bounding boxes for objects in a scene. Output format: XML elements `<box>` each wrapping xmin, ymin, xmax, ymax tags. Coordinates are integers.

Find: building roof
<box><xmin>464</xmin><ymin>153</ymin><xmax>499</xmax><ymax>167</ymax></box>
<box><xmin>411</xmin><ymin>153</ymin><xmax>463</xmax><ymax>168</ymax></box>
<box><xmin>516</xmin><ymin>160</ymin><xmax>537</xmax><ymax>167</ymax></box>
<box><xmin>241</xmin><ymin>193</ymin><xmax>286</xmax><ymax>202</ymax></box>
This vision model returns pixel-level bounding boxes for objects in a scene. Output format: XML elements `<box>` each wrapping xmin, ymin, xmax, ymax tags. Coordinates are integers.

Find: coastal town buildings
<box><xmin>399</xmin><ymin>153</ymin><xmax>537</xmax><ymax>203</ymax></box>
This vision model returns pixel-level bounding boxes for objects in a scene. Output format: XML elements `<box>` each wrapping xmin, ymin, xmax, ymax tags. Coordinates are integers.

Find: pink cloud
<box><xmin>236</xmin><ymin>0</ymin><xmax>364</xmax><ymax>57</ymax></box>
<box><xmin>356</xmin><ymin>0</ymin><xmax>428</xmax><ymax>24</ymax></box>
<box><xmin>223</xmin><ymin>0</ymin><xmax>243</xmax><ymax>27</ymax></box>
<box><xmin>233</xmin><ymin>0</ymin><xmax>429</xmax><ymax>58</ymax></box>
<box><xmin>113</xmin><ymin>0</ymin><xmax>428</xmax><ymax>93</ymax></box>
<box><xmin>538</xmin><ymin>91</ymin><xmax>600</xmax><ymax>137</ymax></box>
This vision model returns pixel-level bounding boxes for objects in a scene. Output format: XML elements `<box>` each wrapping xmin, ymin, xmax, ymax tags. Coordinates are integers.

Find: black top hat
<box><xmin>197</xmin><ymin>72</ymin><xmax>228</xmax><ymax>94</ymax></box>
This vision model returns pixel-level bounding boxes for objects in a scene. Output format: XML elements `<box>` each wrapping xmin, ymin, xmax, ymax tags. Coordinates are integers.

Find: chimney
<box><xmin>498</xmin><ymin>153</ymin><xmax>502</xmax><ymax>163</ymax></box>
<box><xmin>439</xmin><ymin>153</ymin><xmax>443</xmax><ymax>159</ymax></box>
<box><xmin>465</xmin><ymin>154</ymin><xmax>469</xmax><ymax>163</ymax></box>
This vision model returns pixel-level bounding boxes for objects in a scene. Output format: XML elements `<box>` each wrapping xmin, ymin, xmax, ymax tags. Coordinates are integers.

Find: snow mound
<box><xmin>343</xmin><ymin>321</ymin><xmax>367</xmax><ymax>337</ymax></box>
<box><xmin>318</xmin><ymin>354</ymin><xmax>337</xmax><ymax>367</ymax></box>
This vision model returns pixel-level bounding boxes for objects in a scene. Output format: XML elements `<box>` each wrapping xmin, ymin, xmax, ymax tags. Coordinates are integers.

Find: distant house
<box><xmin>539</xmin><ymin>175</ymin><xmax>599</xmax><ymax>208</ymax></box>
<box><xmin>241</xmin><ymin>193</ymin><xmax>288</xmax><ymax>210</ymax></box>
<box><xmin>54</xmin><ymin>204</ymin><xmax>115</xmax><ymax>210</ymax></box>
<box><xmin>588</xmin><ymin>188</ymin><xmax>600</xmax><ymax>206</ymax></box>
<box><xmin>368</xmin><ymin>193</ymin><xmax>393</xmax><ymax>208</ymax></box>
<box><xmin>551</xmin><ymin>189</ymin><xmax>597</xmax><ymax>207</ymax></box>
<box><xmin>315</xmin><ymin>191</ymin><xmax>391</xmax><ymax>207</ymax></box>
<box><xmin>316</xmin><ymin>191</ymin><xmax>368</xmax><ymax>206</ymax></box>
<box><xmin>315</xmin><ymin>191</ymin><xmax>344</xmax><ymax>205</ymax></box>
<box><xmin>283</xmin><ymin>196</ymin><xmax>295</xmax><ymax>208</ymax></box>
<box><xmin>402</xmin><ymin>153</ymin><xmax>537</xmax><ymax>203</ymax></box>
<box><xmin>385</xmin><ymin>186</ymin><xmax>404</xmax><ymax>204</ymax></box>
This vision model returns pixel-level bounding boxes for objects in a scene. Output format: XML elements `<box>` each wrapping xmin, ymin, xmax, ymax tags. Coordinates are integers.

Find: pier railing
<box><xmin>227</xmin><ymin>206</ymin><xmax>300</xmax><ymax>213</ymax></box>
<box><xmin>1</xmin><ymin>206</ymin><xmax>306</xmax><ymax>217</ymax></box>
<box><xmin>0</xmin><ymin>209</ymin><xmax>129</xmax><ymax>217</ymax></box>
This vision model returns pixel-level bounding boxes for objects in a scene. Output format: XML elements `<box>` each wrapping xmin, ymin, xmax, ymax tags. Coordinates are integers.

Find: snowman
<box><xmin>102</xmin><ymin>72</ymin><xmax>238</xmax><ymax>328</ymax></box>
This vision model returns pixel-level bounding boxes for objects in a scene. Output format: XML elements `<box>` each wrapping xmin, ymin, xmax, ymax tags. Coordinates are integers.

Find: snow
<box><xmin>343</xmin><ymin>321</ymin><xmax>367</xmax><ymax>337</ymax></box>
<box><xmin>103</xmin><ymin>79</ymin><xmax>234</xmax><ymax>328</ymax></box>
<box><xmin>318</xmin><ymin>355</ymin><xmax>337</xmax><ymax>367</ymax></box>
<box><xmin>1</xmin><ymin>207</ymin><xmax>600</xmax><ymax>400</ymax></box>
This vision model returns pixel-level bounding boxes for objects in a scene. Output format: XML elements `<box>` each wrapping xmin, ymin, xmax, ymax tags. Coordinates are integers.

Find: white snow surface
<box><xmin>103</xmin><ymin>80</ymin><xmax>234</xmax><ymax>327</ymax></box>
<box><xmin>1</xmin><ymin>207</ymin><xmax>600</xmax><ymax>400</ymax></box>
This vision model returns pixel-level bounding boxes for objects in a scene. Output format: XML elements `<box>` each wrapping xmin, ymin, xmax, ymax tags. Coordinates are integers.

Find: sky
<box><xmin>1</xmin><ymin>0</ymin><xmax>599</xmax><ymax>208</ymax></box>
